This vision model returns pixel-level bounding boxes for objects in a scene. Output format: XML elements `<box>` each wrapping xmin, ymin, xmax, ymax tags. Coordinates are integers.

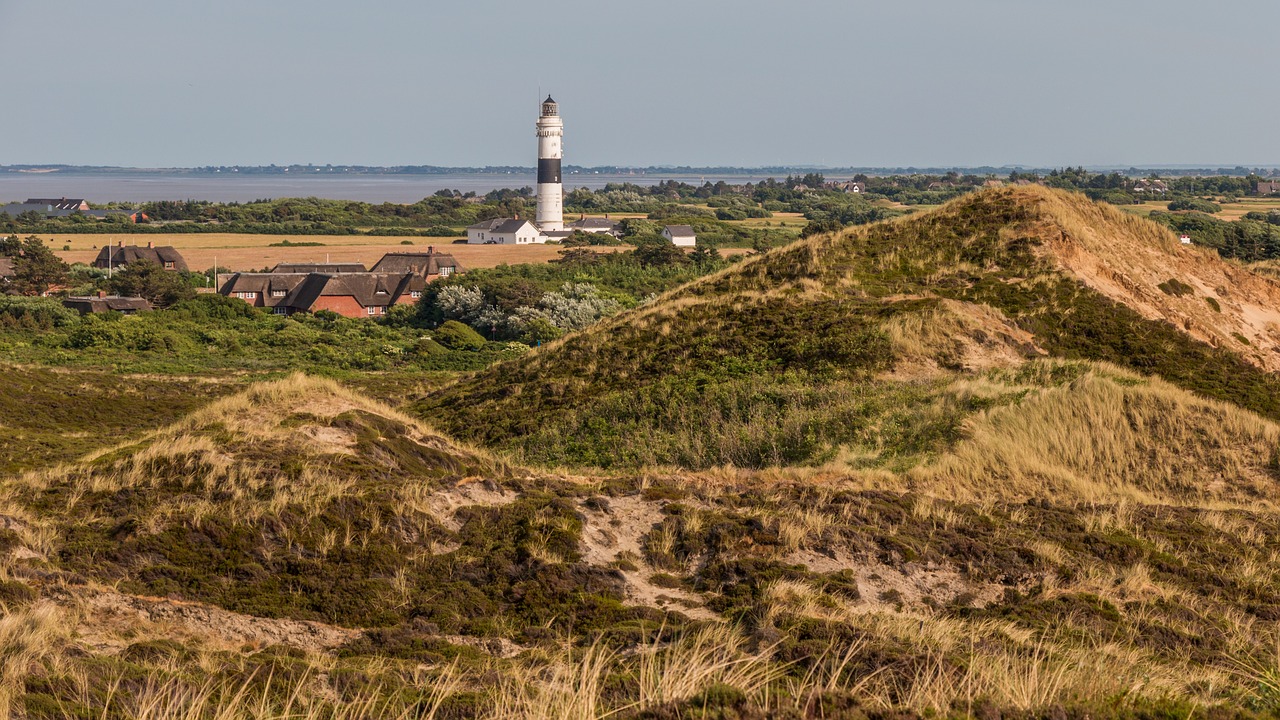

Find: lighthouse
<box><xmin>535</xmin><ymin>95</ymin><xmax>564</xmax><ymax>232</ymax></box>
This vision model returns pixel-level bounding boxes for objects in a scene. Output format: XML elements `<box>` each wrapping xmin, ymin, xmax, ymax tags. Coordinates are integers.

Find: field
<box><xmin>1122</xmin><ymin>196</ymin><xmax>1280</xmax><ymax>220</ymax></box>
<box><xmin>42</xmin><ymin>234</ymin><xmax>595</xmax><ymax>272</ymax></box>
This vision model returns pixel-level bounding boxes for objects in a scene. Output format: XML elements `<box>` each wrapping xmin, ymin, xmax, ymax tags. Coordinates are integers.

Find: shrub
<box><xmin>1168</xmin><ymin>198</ymin><xmax>1222</xmax><ymax>214</ymax></box>
<box><xmin>0</xmin><ymin>296</ymin><xmax>79</xmax><ymax>329</ymax></box>
<box><xmin>1157</xmin><ymin>278</ymin><xmax>1195</xmax><ymax>296</ymax></box>
<box><xmin>434</xmin><ymin>320</ymin><xmax>486</xmax><ymax>350</ymax></box>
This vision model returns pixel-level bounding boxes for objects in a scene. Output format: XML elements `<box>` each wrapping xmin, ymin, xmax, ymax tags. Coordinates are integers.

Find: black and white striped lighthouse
<box><xmin>535</xmin><ymin>95</ymin><xmax>564</xmax><ymax>232</ymax></box>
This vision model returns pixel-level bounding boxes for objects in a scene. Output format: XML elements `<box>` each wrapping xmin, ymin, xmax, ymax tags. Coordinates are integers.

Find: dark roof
<box><xmin>219</xmin><ymin>273</ymin><xmax>310</xmax><ymax>306</ymax></box>
<box><xmin>286</xmin><ymin>273</ymin><xmax>414</xmax><ymax>310</ymax></box>
<box><xmin>568</xmin><ymin>218</ymin><xmax>620</xmax><ymax>231</ymax></box>
<box><xmin>491</xmin><ymin>218</ymin><xmax>535</xmax><ymax>234</ymax></box>
<box><xmin>664</xmin><ymin>225</ymin><xmax>696</xmax><ymax>237</ymax></box>
<box><xmin>0</xmin><ymin>257</ymin><xmax>14</xmax><ymax>279</ymax></box>
<box><xmin>26</xmin><ymin>198</ymin><xmax>86</xmax><ymax>210</ymax></box>
<box><xmin>93</xmin><ymin>245</ymin><xmax>189</xmax><ymax>272</ymax></box>
<box><xmin>545</xmin><ymin>95</ymin><xmax>555</xmax><ymax>104</ymax></box>
<box><xmin>62</xmin><ymin>296</ymin><xmax>152</xmax><ymax>314</ymax></box>
<box><xmin>271</xmin><ymin>262</ymin><xmax>367</xmax><ymax>273</ymax></box>
<box><xmin>466</xmin><ymin>218</ymin><xmax>506</xmax><ymax>231</ymax></box>
<box><xmin>371</xmin><ymin>251</ymin><xmax>465</xmax><ymax>276</ymax></box>
<box><xmin>1</xmin><ymin>202</ymin><xmax>79</xmax><ymax>218</ymax></box>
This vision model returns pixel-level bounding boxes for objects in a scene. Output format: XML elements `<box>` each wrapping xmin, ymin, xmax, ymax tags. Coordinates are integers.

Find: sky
<box><xmin>2</xmin><ymin>0</ymin><xmax>1277</xmax><ymax>168</ymax></box>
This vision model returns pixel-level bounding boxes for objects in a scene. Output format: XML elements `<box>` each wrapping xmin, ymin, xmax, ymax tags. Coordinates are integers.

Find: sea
<box><xmin>0</xmin><ymin>171</ymin><xmax>793</xmax><ymax>204</ymax></box>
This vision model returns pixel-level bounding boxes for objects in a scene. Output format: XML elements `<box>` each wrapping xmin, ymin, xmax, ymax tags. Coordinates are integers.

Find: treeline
<box><xmin>1152</xmin><ymin>210</ymin><xmax>1280</xmax><ymax>262</ymax></box>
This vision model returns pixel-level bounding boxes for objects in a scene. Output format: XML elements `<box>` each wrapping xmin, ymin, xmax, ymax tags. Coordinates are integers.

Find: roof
<box><xmin>490</xmin><ymin>218</ymin><xmax>535</xmax><ymax>234</ymax></box>
<box><xmin>219</xmin><ymin>273</ymin><xmax>311</xmax><ymax>306</ymax></box>
<box><xmin>62</xmin><ymin>296</ymin><xmax>152</xmax><ymax>314</ymax></box>
<box><xmin>220</xmin><ymin>271</ymin><xmax>422</xmax><ymax>311</ymax></box>
<box><xmin>271</xmin><ymin>262</ymin><xmax>366</xmax><ymax>273</ymax></box>
<box><xmin>0</xmin><ymin>257</ymin><xmax>14</xmax><ymax>279</ymax></box>
<box><xmin>26</xmin><ymin>198</ymin><xmax>87</xmax><ymax>210</ymax></box>
<box><xmin>287</xmin><ymin>273</ymin><xmax>416</xmax><ymax>310</ymax></box>
<box><xmin>568</xmin><ymin>218</ymin><xmax>620</xmax><ymax>230</ymax></box>
<box><xmin>371</xmin><ymin>251</ymin><xmax>465</xmax><ymax>275</ymax></box>
<box><xmin>544</xmin><ymin>95</ymin><xmax>555</xmax><ymax>104</ymax></box>
<box><xmin>466</xmin><ymin>218</ymin><xmax>507</xmax><ymax>231</ymax></box>
<box><xmin>663</xmin><ymin>225</ymin><xmax>696</xmax><ymax>238</ymax></box>
<box><xmin>93</xmin><ymin>245</ymin><xmax>189</xmax><ymax>272</ymax></box>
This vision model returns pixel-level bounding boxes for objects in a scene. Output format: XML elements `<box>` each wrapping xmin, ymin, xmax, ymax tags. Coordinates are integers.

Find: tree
<box><xmin>0</xmin><ymin>234</ymin><xmax>69</xmax><ymax>296</ymax></box>
<box><xmin>632</xmin><ymin>237</ymin><xmax>689</xmax><ymax>268</ymax></box>
<box><xmin>107</xmin><ymin>259</ymin><xmax>195</xmax><ymax>308</ymax></box>
<box><xmin>689</xmin><ymin>243</ymin><xmax>722</xmax><ymax>268</ymax></box>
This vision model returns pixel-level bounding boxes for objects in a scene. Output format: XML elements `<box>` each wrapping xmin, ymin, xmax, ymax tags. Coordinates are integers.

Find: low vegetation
<box><xmin>7</xmin><ymin>186</ymin><xmax>1280</xmax><ymax>718</ymax></box>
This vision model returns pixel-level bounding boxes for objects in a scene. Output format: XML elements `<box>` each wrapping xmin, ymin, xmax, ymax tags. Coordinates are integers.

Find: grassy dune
<box><xmin>417</xmin><ymin>186</ymin><xmax>1280</xmax><ymax>471</ymax></box>
<box><xmin>8</xmin><ymin>188</ymin><xmax>1280</xmax><ymax>717</ymax></box>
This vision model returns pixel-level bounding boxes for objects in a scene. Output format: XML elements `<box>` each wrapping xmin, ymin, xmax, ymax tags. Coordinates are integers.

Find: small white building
<box><xmin>467</xmin><ymin>217</ymin><xmax>544</xmax><ymax>245</ymax></box>
<box><xmin>663</xmin><ymin>225</ymin><xmax>697</xmax><ymax>248</ymax></box>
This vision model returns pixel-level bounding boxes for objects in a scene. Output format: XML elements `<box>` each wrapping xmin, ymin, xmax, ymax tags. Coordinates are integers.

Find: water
<box><xmin>0</xmin><ymin>171</ymin><xmax>792</xmax><ymax>204</ymax></box>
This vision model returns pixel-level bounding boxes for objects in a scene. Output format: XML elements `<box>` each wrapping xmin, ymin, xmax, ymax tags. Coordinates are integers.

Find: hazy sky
<box><xmin>3</xmin><ymin>0</ymin><xmax>1277</xmax><ymax>168</ymax></box>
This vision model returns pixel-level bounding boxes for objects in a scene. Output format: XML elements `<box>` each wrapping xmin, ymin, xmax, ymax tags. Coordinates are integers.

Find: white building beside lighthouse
<box><xmin>535</xmin><ymin>95</ymin><xmax>565</xmax><ymax>233</ymax></box>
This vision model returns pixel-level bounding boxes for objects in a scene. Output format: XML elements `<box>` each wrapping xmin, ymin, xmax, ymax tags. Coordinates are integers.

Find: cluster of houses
<box><xmin>39</xmin><ymin>241</ymin><xmax>466</xmax><ymax>319</ymax></box>
<box><xmin>216</xmin><ymin>247</ymin><xmax>465</xmax><ymax>318</ymax></box>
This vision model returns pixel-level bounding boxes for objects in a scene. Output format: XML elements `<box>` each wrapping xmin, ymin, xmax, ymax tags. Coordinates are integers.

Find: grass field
<box><xmin>1122</xmin><ymin>197</ymin><xmax>1280</xmax><ymax>220</ymax></box>
<box><xmin>42</xmin><ymin>234</ymin><xmax>610</xmax><ymax>272</ymax></box>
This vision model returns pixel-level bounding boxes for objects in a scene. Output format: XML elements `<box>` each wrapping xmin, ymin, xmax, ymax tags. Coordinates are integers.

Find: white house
<box><xmin>662</xmin><ymin>225</ymin><xmax>697</xmax><ymax>248</ymax></box>
<box><xmin>467</xmin><ymin>217</ymin><xmax>545</xmax><ymax>244</ymax></box>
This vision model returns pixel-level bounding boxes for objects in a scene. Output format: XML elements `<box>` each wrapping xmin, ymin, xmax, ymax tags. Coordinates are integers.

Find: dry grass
<box><xmin>0</xmin><ymin>603</ymin><xmax>67</xmax><ymax>718</ymax></box>
<box><xmin>44</xmin><ymin>234</ymin><xmax>614</xmax><ymax>272</ymax></box>
<box><xmin>910</xmin><ymin>365</ymin><xmax>1280</xmax><ymax>506</ymax></box>
<box><xmin>9</xmin><ymin>373</ymin><xmax>503</xmax><ymax>554</ymax></box>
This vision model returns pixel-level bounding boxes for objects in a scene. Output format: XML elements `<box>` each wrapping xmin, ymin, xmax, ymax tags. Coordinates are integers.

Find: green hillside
<box><xmin>418</xmin><ymin>186</ymin><xmax>1280</xmax><ymax>470</ymax></box>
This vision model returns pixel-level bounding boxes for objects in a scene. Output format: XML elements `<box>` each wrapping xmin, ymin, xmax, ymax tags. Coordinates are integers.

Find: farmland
<box><xmin>43</xmin><ymin>234</ymin><xmax>602</xmax><ymax>272</ymax></box>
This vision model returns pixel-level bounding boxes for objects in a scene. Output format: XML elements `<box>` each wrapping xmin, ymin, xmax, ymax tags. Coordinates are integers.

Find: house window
<box><xmin>271</xmin><ymin>289</ymin><xmax>286</xmax><ymax>297</ymax></box>
<box><xmin>410</xmin><ymin>291</ymin><xmax>422</xmax><ymax>298</ymax></box>
<box><xmin>236</xmin><ymin>291</ymin><xmax>257</xmax><ymax>299</ymax></box>
<box><xmin>367</xmin><ymin>306</ymin><xmax>376</xmax><ymax>315</ymax></box>
<box><xmin>439</xmin><ymin>266</ymin><xmax>453</xmax><ymax>277</ymax></box>
<box><xmin>163</xmin><ymin>262</ymin><xmax>175</xmax><ymax>270</ymax></box>
<box><xmin>273</xmin><ymin>306</ymin><xmax>287</xmax><ymax>315</ymax></box>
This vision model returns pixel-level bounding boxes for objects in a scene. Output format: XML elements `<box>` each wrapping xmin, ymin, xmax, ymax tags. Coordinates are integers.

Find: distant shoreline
<box><xmin>4</xmin><ymin>164</ymin><xmax>1279</xmax><ymax>177</ymax></box>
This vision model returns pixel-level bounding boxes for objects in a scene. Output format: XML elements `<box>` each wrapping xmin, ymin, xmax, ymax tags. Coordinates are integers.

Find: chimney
<box><xmin>147</xmin><ymin>241</ymin><xmax>153</xmax><ymax>248</ymax></box>
<box><xmin>427</xmin><ymin>246</ymin><xmax>433</xmax><ymax>255</ymax></box>
<box><xmin>117</xmin><ymin>240</ymin><xmax>123</xmax><ymax>247</ymax></box>
<box><xmin>97</xmin><ymin>290</ymin><xmax>106</xmax><ymax>298</ymax></box>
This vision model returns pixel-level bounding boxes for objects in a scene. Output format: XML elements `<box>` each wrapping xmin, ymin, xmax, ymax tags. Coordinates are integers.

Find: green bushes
<box><xmin>434</xmin><ymin>320</ymin><xmax>486</xmax><ymax>351</ymax></box>
<box><xmin>1168</xmin><ymin>198</ymin><xmax>1222</xmax><ymax>213</ymax></box>
<box><xmin>0</xmin><ymin>296</ymin><xmax>78</xmax><ymax>329</ymax></box>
